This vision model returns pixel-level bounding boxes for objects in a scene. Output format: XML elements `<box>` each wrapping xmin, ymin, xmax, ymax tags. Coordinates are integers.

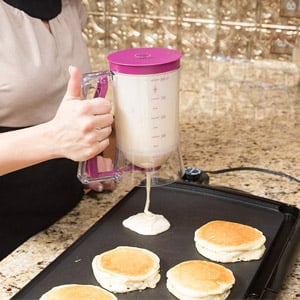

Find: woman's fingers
<box><xmin>80</xmin><ymin>98</ymin><xmax>112</xmax><ymax>115</ymax></box>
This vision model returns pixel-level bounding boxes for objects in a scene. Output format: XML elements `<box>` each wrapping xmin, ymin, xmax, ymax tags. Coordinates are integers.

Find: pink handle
<box><xmin>94</xmin><ymin>74</ymin><xmax>109</xmax><ymax>98</ymax></box>
<box><xmin>84</xmin><ymin>73</ymin><xmax>109</xmax><ymax>178</ymax></box>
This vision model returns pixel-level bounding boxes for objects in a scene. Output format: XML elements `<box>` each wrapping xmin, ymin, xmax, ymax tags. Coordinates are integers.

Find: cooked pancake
<box><xmin>166</xmin><ymin>260</ymin><xmax>235</xmax><ymax>300</ymax></box>
<box><xmin>194</xmin><ymin>220</ymin><xmax>266</xmax><ymax>263</ymax></box>
<box><xmin>39</xmin><ymin>284</ymin><xmax>117</xmax><ymax>300</ymax></box>
<box><xmin>92</xmin><ymin>246</ymin><xmax>160</xmax><ymax>293</ymax></box>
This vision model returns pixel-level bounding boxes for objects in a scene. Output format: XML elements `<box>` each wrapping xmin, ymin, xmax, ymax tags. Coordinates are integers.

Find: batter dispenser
<box><xmin>77</xmin><ymin>48</ymin><xmax>184</xmax><ymax>186</ymax></box>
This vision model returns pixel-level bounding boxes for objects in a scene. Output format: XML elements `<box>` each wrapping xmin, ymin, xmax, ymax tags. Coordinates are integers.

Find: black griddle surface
<box><xmin>12</xmin><ymin>182</ymin><xmax>300</xmax><ymax>299</ymax></box>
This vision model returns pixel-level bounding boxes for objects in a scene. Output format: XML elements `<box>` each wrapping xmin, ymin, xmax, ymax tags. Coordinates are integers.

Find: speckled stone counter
<box><xmin>0</xmin><ymin>58</ymin><xmax>299</xmax><ymax>299</ymax></box>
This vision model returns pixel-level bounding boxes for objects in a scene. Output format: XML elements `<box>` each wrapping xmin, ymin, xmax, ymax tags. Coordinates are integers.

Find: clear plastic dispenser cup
<box><xmin>77</xmin><ymin>48</ymin><xmax>184</xmax><ymax>186</ymax></box>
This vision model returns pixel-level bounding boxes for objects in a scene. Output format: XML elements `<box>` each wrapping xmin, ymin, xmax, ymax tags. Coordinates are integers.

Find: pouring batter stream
<box><xmin>122</xmin><ymin>172</ymin><xmax>170</xmax><ymax>235</ymax></box>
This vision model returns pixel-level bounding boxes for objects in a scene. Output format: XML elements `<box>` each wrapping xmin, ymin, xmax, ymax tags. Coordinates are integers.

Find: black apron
<box><xmin>0</xmin><ymin>127</ymin><xmax>84</xmax><ymax>260</ymax></box>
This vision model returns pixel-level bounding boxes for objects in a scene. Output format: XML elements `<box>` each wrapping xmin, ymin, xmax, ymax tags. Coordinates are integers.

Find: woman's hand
<box><xmin>48</xmin><ymin>66</ymin><xmax>113</xmax><ymax>162</ymax></box>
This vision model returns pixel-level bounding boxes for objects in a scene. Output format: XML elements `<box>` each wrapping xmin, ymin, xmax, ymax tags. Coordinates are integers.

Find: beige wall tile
<box><xmin>84</xmin><ymin>0</ymin><xmax>300</xmax><ymax>62</ymax></box>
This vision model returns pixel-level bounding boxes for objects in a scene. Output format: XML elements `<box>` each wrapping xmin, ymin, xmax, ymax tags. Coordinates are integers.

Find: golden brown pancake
<box><xmin>166</xmin><ymin>260</ymin><xmax>235</xmax><ymax>300</ymax></box>
<box><xmin>39</xmin><ymin>284</ymin><xmax>117</xmax><ymax>300</ymax></box>
<box><xmin>99</xmin><ymin>246</ymin><xmax>155</xmax><ymax>277</ymax></box>
<box><xmin>194</xmin><ymin>220</ymin><xmax>266</xmax><ymax>262</ymax></box>
<box><xmin>92</xmin><ymin>246</ymin><xmax>160</xmax><ymax>293</ymax></box>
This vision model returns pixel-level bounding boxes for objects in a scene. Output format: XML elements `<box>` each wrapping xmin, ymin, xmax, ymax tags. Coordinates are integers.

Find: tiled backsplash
<box><xmin>83</xmin><ymin>0</ymin><xmax>300</xmax><ymax>62</ymax></box>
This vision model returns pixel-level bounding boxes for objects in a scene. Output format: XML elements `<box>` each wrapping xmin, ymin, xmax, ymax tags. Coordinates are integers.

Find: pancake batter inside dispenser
<box><xmin>78</xmin><ymin>48</ymin><xmax>184</xmax><ymax>234</ymax></box>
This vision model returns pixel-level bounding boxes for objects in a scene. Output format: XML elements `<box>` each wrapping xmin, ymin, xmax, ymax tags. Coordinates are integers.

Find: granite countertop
<box><xmin>0</xmin><ymin>58</ymin><xmax>299</xmax><ymax>299</ymax></box>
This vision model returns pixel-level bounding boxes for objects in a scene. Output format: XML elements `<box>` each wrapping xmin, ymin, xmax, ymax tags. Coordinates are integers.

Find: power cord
<box><xmin>205</xmin><ymin>167</ymin><xmax>300</xmax><ymax>183</ymax></box>
<box><xmin>183</xmin><ymin>166</ymin><xmax>300</xmax><ymax>184</ymax></box>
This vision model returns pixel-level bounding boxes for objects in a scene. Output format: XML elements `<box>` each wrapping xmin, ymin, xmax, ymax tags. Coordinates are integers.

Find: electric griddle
<box><xmin>11</xmin><ymin>181</ymin><xmax>300</xmax><ymax>299</ymax></box>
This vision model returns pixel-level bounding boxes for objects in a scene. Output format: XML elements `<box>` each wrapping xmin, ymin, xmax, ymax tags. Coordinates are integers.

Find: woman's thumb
<box><xmin>64</xmin><ymin>65</ymin><xmax>82</xmax><ymax>100</ymax></box>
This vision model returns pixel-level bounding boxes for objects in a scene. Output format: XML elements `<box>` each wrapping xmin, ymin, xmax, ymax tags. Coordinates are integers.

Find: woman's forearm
<box><xmin>0</xmin><ymin>123</ymin><xmax>58</xmax><ymax>175</ymax></box>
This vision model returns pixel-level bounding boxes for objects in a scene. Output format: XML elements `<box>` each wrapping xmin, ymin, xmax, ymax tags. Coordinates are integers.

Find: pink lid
<box><xmin>107</xmin><ymin>48</ymin><xmax>182</xmax><ymax>75</ymax></box>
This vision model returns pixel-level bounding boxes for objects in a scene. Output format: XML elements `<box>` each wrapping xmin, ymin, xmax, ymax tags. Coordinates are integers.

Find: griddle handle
<box><xmin>246</xmin><ymin>209</ymin><xmax>300</xmax><ymax>299</ymax></box>
<box><xmin>264</xmin><ymin>220</ymin><xmax>300</xmax><ymax>294</ymax></box>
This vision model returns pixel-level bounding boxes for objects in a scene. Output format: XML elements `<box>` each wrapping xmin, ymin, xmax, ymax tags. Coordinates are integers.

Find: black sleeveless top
<box><xmin>0</xmin><ymin>127</ymin><xmax>84</xmax><ymax>260</ymax></box>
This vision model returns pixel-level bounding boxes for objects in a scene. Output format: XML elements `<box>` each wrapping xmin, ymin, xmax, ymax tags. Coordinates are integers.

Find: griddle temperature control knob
<box><xmin>183</xmin><ymin>167</ymin><xmax>209</xmax><ymax>184</ymax></box>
